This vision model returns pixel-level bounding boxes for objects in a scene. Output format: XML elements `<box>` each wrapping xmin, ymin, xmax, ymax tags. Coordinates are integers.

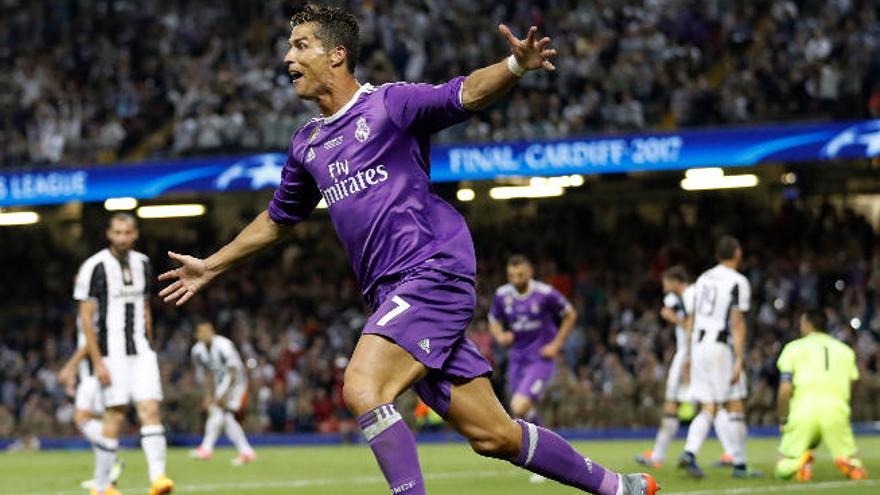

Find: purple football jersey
<box><xmin>268</xmin><ymin>78</ymin><xmax>475</xmax><ymax>299</ymax></box>
<box><xmin>489</xmin><ymin>280</ymin><xmax>573</xmax><ymax>362</ymax></box>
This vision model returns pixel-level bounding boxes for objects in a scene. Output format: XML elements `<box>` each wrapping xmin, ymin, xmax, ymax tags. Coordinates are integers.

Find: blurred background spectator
<box><xmin>1</xmin><ymin>196</ymin><xmax>878</xmax><ymax>438</ymax></box>
<box><xmin>2</xmin><ymin>0</ymin><xmax>879</xmax><ymax>168</ymax></box>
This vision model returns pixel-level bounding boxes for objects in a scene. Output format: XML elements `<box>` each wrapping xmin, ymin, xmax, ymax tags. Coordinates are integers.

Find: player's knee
<box><xmin>136</xmin><ymin>401</ymin><xmax>161</xmax><ymax>425</ymax></box>
<box><xmin>73</xmin><ymin>409</ymin><xmax>92</xmax><ymax>426</ymax></box>
<box><xmin>467</xmin><ymin>421</ymin><xmax>521</xmax><ymax>460</ymax></box>
<box><xmin>342</xmin><ymin>373</ymin><xmax>385</xmax><ymax>416</ymax></box>
<box><xmin>725</xmin><ymin>400</ymin><xmax>744</xmax><ymax>413</ymax></box>
<box><xmin>102</xmin><ymin>408</ymin><xmax>125</xmax><ymax>437</ymax></box>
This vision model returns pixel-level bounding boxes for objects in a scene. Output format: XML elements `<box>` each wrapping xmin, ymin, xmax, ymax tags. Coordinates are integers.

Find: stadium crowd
<box><xmin>1</xmin><ymin>197</ymin><xmax>879</xmax><ymax>442</ymax></box>
<box><xmin>2</xmin><ymin>0</ymin><xmax>880</xmax><ymax>168</ymax></box>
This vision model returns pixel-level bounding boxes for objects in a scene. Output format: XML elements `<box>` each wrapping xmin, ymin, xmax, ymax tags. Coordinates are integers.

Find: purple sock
<box><xmin>358</xmin><ymin>404</ymin><xmax>426</xmax><ymax>495</ymax></box>
<box><xmin>512</xmin><ymin>420</ymin><xmax>620</xmax><ymax>495</ymax></box>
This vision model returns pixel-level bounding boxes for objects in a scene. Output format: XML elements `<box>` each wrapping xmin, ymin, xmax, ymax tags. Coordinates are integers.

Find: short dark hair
<box><xmin>291</xmin><ymin>4</ymin><xmax>360</xmax><ymax>73</ymax></box>
<box><xmin>803</xmin><ymin>308</ymin><xmax>828</xmax><ymax>333</ymax></box>
<box><xmin>108</xmin><ymin>212</ymin><xmax>137</xmax><ymax>229</ymax></box>
<box><xmin>715</xmin><ymin>235</ymin><xmax>741</xmax><ymax>261</ymax></box>
<box><xmin>507</xmin><ymin>254</ymin><xmax>532</xmax><ymax>267</ymax></box>
<box><xmin>192</xmin><ymin>315</ymin><xmax>215</xmax><ymax>329</ymax></box>
<box><xmin>662</xmin><ymin>265</ymin><xmax>689</xmax><ymax>284</ymax></box>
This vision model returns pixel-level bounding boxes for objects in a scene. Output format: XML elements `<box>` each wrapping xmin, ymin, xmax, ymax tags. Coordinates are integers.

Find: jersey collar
<box><xmin>322</xmin><ymin>83</ymin><xmax>374</xmax><ymax>124</ymax></box>
<box><xmin>511</xmin><ymin>280</ymin><xmax>535</xmax><ymax>300</ymax></box>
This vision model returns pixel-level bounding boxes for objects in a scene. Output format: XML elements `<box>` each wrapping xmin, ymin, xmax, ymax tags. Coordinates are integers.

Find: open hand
<box><xmin>158</xmin><ymin>251</ymin><xmax>213</xmax><ymax>306</ymax></box>
<box><xmin>498</xmin><ymin>24</ymin><xmax>557</xmax><ymax>72</ymax></box>
<box><xmin>95</xmin><ymin>360</ymin><xmax>111</xmax><ymax>386</ymax></box>
<box><xmin>58</xmin><ymin>366</ymin><xmax>76</xmax><ymax>396</ymax></box>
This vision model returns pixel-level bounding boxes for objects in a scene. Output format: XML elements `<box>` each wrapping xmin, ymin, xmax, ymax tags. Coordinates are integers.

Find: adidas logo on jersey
<box><xmin>417</xmin><ymin>338</ymin><xmax>430</xmax><ymax>354</ymax></box>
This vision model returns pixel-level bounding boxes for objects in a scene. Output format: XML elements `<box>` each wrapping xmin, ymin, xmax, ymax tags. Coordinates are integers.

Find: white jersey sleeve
<box><xmin>734</xmin><ymin>273</ymin><xmax>751</xmax><ymax>313</ymax></box>
<box><xmin>218</xmin><ymin>337</ymin><xmax>245</xmax><ymax>371</ymax></box>
<box><xmin>663</xmin><ymin>292</ymin><xmax>679</xmax><ymax>310</ymax></box>
<box><xmin>191</xmin><ymin>344</ymin><xmax>207</xmax><ymax>384</ymax></box>
<box><xmin>73</xmin><ymin>255</ymin><xmax>101</xmax><ymax>301</ymax></box>
<box><xmin>682</xmin><ymin>285</ymin><xmax>696</xmax><ymax>315</ymax></box>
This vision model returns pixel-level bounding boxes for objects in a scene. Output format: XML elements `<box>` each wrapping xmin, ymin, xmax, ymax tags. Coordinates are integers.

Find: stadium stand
<box><xmin>1</xmin><ymin>197</ymin><xmax>878</xmax><ymax>441</ymax></box>
<box><xmin>2</xmin><ymin>0</ymin><xmax>879</xmax><ymax>168</ymax></box>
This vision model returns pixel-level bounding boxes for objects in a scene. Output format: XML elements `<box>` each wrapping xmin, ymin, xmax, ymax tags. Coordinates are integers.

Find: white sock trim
<box><xmin>141</xmin><ymin>424</ymin><xmax>164</xmax><ymax>436</ymax></box>
<box><xmin>362</xmin><ymin>405</ymin><xmax>403</xmax><ymax>442</ymax></box>
<box><xmin>524</xmin><ymin>422</ymin><xmax>539</xmax><ymax>466</ymax></box>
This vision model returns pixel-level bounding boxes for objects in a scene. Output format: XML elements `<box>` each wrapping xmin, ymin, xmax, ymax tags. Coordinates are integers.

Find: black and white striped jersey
<box><xmin>73</xmin><ymin>248</ymin><xmax>153</xmax><ymax>357</ymax></box>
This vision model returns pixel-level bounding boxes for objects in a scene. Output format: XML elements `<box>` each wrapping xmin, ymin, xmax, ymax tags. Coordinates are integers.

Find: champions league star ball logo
<box><xmin>215</xmin><ymin>154</ymin><xmax>284</xmax><ymax>191</ymax></box>
<box><xmin>821</xmin><ymin>120</ymin><xmax>880</xmax><ymax>159</ymax></box>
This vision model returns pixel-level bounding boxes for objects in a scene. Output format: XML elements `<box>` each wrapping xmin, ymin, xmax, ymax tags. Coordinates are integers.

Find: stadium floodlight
<box><xmin>456</xmin><ymin>188</ymin><xmax>476</xmax><ymax>202</ymax></box>
<box><xmin>529</xmin><ymin>175</ymin><xmax>585</xmax><ymax>188</ymax></box>
<box><xmin>0</xmin><ymin>211</ymin><xmax>40</xmax><ymax>226</ymax></box>
<box><xmin>104</xmin><ymin>197</ymin><xmax>138</xmax><ymax>211</ymax></box>
<box><xmin>136</xmin><ymin>204</ymin><xmax>206</xmax><ymax>219</ymax></box>
<box><xmin>489</xmin><ymin>184</ymin><xmax>565</xmax><ymax>200</ymax></box>
<box><xmin>680</xmin><ymin>168</ymin><xmax>759</xmax><ymax>191</ymax></box>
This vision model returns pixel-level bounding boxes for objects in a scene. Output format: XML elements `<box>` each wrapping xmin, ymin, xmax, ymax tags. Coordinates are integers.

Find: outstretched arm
<box><xmin>461</xmin><ymin>24</ymin><xmax>557</xmax><ymax>111</ymax></box>
<box><xmin>159</xmin><ymin>211</ymin><xmax>293</xmax><ymax>306</ymax></box>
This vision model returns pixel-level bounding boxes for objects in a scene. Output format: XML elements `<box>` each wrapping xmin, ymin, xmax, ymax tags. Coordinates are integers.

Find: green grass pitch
<box><xmin>2</xmin><ymin>437</ymin><xmax>877</xmax><ymax>495</ymax></box>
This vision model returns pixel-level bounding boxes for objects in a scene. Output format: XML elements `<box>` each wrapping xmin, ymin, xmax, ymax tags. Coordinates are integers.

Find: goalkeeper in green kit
<box><xmin>774</xmin><ymin>308</ymin><xmax>868</xmax><ymax>482</ymax></box>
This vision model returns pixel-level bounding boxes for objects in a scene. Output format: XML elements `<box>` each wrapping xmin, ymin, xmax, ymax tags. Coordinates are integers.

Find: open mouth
<box><xmin>289</xmin><ymin>70</ymin><xmax>303</xmax><ymax>82</ymax></box>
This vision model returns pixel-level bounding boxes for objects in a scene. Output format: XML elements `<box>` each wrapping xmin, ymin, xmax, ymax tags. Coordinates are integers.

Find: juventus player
<box><xmin>189</xmin><ymin>318</ymin><xmax>256</xmax><ymax>465</ymax></box>
<box><xmin>677</xmin><ymin>236</ymin><xmax>758</xmax><ymax>479</ymax></box>
<box><xmin>635</xmin><ymin>266</ymin><xmax>695</xmax><ymax>468</ymax></box>
<box><xmin>74</xmin><ymin>213</ymin><xmax>173</xmax><ymax>495</ymax></box>
<box><xmin>57</xmin><ymin>335</ymin><xmax>123</xmax><ymax>490</ymax></box>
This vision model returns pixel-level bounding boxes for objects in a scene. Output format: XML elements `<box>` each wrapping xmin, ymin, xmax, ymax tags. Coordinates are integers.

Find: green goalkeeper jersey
<box><xmin>777</xmin><ymin>332</ymin><xmax>859</xmax><ymax>415</ymax></box>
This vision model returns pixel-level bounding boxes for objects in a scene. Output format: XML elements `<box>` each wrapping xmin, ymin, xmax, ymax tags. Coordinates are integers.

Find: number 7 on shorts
<box><xmin>376</xmin><ymin>296</ymin><xmax>411</xmax><ymax>327</ymax></box>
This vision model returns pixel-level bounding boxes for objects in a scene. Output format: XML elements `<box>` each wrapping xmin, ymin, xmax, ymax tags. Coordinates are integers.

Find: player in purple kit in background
<box><xmin>489</xmin><ymin>255</ymin><xmax>577</xmax><ymax>484</ymax></box>
<box><xmin>489</xmin><ymin>255</ymin><xmax>576</xmax><ymax>426</ymax></box>
<box><xmin>158</xmin><ymin>4</ymin><xmax>658</xmax><ymax>495</ymax></box>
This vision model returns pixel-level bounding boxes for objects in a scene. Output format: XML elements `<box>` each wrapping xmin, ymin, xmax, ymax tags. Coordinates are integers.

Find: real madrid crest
<box><xmin>355</xmin><ymin>116</ymin><xmax>370</xmax><ymax>142</ymax></box>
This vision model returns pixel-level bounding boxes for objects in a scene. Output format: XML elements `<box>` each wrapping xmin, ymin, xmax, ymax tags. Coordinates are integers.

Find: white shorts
<box><xmin>665</xmin><ymin>350</ymin><xmax>692</xmax><ymax>403</ymax></box>
<box><xmin>690</xmin><ymin>342</ymin><xmax>747</xmax><ymax>404</ymax></box>
<box><xmin>221</xmin><ymin>383</ymin><xmax>249</xmax><ymax>413</ymax></box>
<box><xmin>75</xmin><ymin>375</ymin><xmax>105</xmax><ymax>415</ymax></box>
<box><xmin>102</xmin><ymin>351</ymin><xmax>163</xmax><ymax>407</ymax></box>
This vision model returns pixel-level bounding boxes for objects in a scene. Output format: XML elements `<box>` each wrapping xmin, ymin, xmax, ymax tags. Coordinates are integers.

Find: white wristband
<box><xmin>506</xmin><ymin>55</ymin><xmax>527</xmax><ymax>77</ymax></box>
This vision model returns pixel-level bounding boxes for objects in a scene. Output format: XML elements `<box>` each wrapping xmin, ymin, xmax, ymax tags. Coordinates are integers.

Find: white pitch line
<box><xmin>24</xmin><ymin>464</ymin><xmax>880</xmax><ymax>495</ymax></box>
<box><xmin>663</xmin><ymin>479</ymin><xmax>879</xmax><ymax>495</ymax></box>
<box><xmin>28</xmin><ymin>469</ymin><xmax>515</xmax><ymax>495</ymax></box>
